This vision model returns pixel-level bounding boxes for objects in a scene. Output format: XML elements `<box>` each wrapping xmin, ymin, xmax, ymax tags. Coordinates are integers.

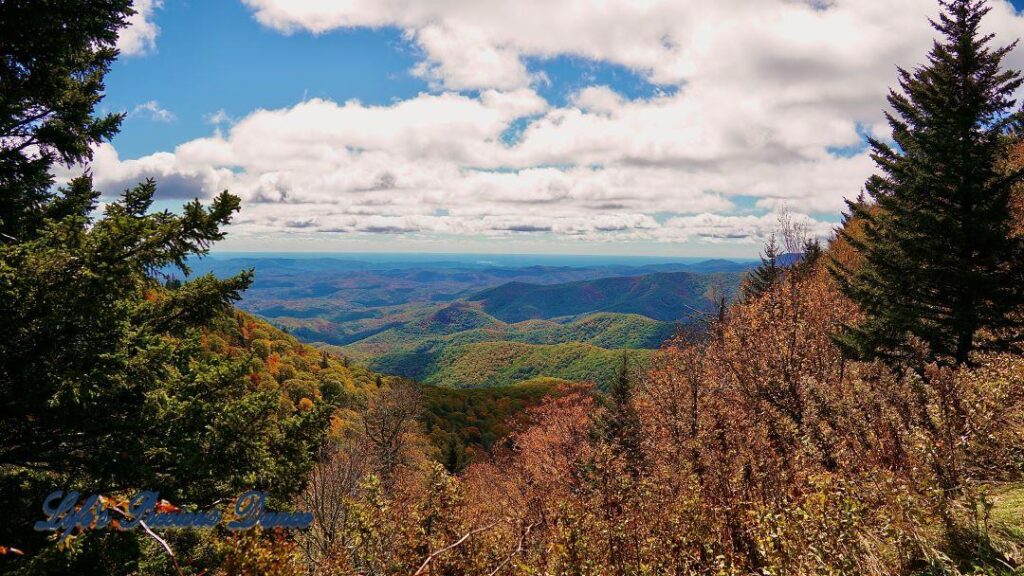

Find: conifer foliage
<box><xmin>0</xmin><ymin>0</ymin><xmax>131</xmax><ymax>240</ymax></box>
<box><xmin>742</xmin><ymin>233</ymin><xmax>783</xmax><ymax>302</ymax></box>
<box><xmin>832</xmin><ymin>0</ymin><xmax>1024</xmax><ymax>365</ymax></box>
<box><xmin>0</xmin><ymin>3</ymin><xmax>337</xmax><ymax>573</ymax></box>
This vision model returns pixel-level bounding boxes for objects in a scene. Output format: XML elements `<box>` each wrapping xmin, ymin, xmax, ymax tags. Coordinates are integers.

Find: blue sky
<box><xmin>107</xmin><ymin>3</ymin><xmax>424</xmax><ymax>158</ymax></box>
<box><xmin>106</xmin><ymin>2</ymin><xmax>673</xmax><ymax>160</ymax></box>
<box><xmin>91</xmin><ymin>0</ymin><xmax>1024</xmax><ymax>257</ymax></box>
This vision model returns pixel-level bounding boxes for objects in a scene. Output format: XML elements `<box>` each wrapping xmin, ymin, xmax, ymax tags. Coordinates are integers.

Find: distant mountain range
<box><xmin>325</xmin><ymin>304</ymin><xmax>676</xmax><ymax>389</ymax></box>
<box><xmin>319</xmin><ymin>269</ymin><xmax>742</xmax><ymax>388</ymax></box>
<box><xmin>175</xmin><ymin>255</ymin><xmax>754</xmax><ymax>389</ymax></box>
<box><xmin>469</xmin><ymin>270</ymin><xmax>735</xmax><ymax>322</ymax></box>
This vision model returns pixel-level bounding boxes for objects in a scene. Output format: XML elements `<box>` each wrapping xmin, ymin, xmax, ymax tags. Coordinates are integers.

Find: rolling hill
<box><xmin>421</xmin><ymin>378</ymin><xmax>588</xmax><ymax>470</ymax></box>
<box><xmin>424</xmin><ymin>341</ymin><xmax>651</xmax><ymax>390</ymax></box>
<box><xmin>177</xmin><ymin>256</ymin><xmax>751</xmax><ymax>389</ymax></box>
<box><xmin>328</xmin><ymin>305</ymin><xmax>677</xmax><ymax>384</ymax></box>
<box><xmin>343</xmin><ymin>306</ymin><xmax>676</xmax><ymax>355</ymax></box>
<box><xmin>467</xmin><ymin>271</ymin><xmax>737</xmax><ymax>322</ymax></box>
<box><xmin>316</xmin><ymin>270</ymin><xmax>746</xmax><ymax>388</ymax></box>
<box><xmin>409</xmin><ymin>302</ymin><xmax>503</xmax><ymax>334</ymax></box>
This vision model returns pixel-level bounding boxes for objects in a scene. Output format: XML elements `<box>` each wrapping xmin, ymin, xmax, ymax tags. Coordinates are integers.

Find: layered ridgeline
<box><xmin>332</xmin><ymin>305</ymin><xmax>671</xmax><ymax>384</ymax></box>
<box><xmin>468</xmin><ymin>271</ymin><xmax>728</xmax><ymax>322</ymax></box>
<box><xmin>316</xmin><ymin>269</ymin><xmax>741</xmax><ymax>389</ymax></box>
<box><xmin>176</xmin><ymin>256</ymin><xmax>748</xmax><ymax>390</ymax></box>
<box><xmin>182</xmin><ymin>257</ymin><xmax>749</xmax><ymax>345</ymax></box>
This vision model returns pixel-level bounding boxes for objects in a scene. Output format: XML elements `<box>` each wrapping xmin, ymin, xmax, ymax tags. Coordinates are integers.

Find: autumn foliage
<box><xmin>287</xmin><ymin>247</ymin><xmax>1024</xmax><ymax>576</ymax></box>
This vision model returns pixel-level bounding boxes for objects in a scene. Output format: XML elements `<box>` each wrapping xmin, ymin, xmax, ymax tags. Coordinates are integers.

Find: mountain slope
<box><xmin>410</xmin><ymin>302</ymin><xmax>503</xmax><ymax>335</ymax></box>
<box><xmin>421</xmin><ymin>378</ymin><xmax>592</xmax><ymax>471</ymax></box>
<box><xmin>424</xmin><ymin>341</ymin><xmax>652</xmax><ymax>390</ymax></box>
<box><xmin>467</xmin><ymin>271</ymin><xmax>738</xmax><ymax>322</ymax></box>
<box><xmin>221</xmin><ymin>263</ymin><xmax>746</xmax><ymax>391</ymax></box>
<box><xmin>194</xmin><ymin>256</ymin><xmax>753</xmax><ymax>350</ymax></box>
<box><xmin>521</xmin><ymin>312</ymin><xmax>676</xmax><ymax>348</ymax></box>
<box><xmin>343</xmin><ymin>309</ymin><xmax>675</xmax><ymax>355</ymax></box>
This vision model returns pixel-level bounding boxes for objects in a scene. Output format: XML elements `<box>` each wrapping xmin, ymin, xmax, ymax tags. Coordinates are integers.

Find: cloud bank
<box><xmin>92</xmin><ymin>0</ymin><xmax>1024</xmax><ymax>248</ymax></box>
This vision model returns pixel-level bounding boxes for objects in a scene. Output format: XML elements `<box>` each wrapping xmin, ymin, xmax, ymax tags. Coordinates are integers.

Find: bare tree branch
<box><xmin>413</xmin><ymin>522</ymin><xmax>497</xmax><ymax>576</ymax></box>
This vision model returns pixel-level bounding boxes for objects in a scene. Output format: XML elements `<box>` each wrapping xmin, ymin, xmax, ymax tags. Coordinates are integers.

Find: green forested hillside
<box><xmin>409</xmin><ymin>302</ymin><xmax>503</xmax><ymax>334</ymax></box>
<box><xmin>424</xmin><ymin>341</ymin><xmax>652</xmax><ymax>390</ymax></box>
<box><xmin>329</xmin><ymin>307</ymin><xmax>672</xmax><ymax>386</ymax></box>
<box><xmin>207</xmin><ymin>259</ymin><xmax>751</xmax><ymax>347</ymax></box>
<box><xmin>521</xmin><ymin>312</ymin><xmax>677</xmax><ymax>348</ymax></box>
<box><xmin>342</xmin><ymin>307</ymin><xmax>674</xmax><ymax>356</ymax></box>
<box><xmin>255</xmin><ymin>270</ymin><xmax>732</xmax><ymax>391</ymax></box>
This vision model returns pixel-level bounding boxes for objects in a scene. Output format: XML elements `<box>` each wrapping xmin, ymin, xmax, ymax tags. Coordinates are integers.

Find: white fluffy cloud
<box><xmin>241</xmin><ymin>0</ymin><xmax>1024</xmax><ymax>91</ymax></box>
<box><xmin>129</xmin><ymin>101</ymin><xmax>175</xmax><ymax>123</ymax></box>
<box><xmin>90</xmin><ymin>87</ymin><xmax>857</xmax><ymax>243</ymax></box>
<box><xmin>657</xmin><ymin>213</ymin><xmax>836</xmax><ymax>244</ymax></box>
<box><xmin>91</xmin><ymin>144</ymin><xmax>233</xmax><ymax>200</ymax></box>
<box><xmin>117</xmin><ymin>0</ymin><xmax>162</xmax><ymax>57</ymax></box>
<box><xmin>92</xmin><ymin>0</ymin><xmax>1024</xmax><ymax>248</ymax></box>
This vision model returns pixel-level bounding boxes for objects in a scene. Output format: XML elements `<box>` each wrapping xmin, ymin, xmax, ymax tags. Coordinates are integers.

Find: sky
<box><xmin>80</xmin><ymin>0</ymin><xmax>1024</xmax><ymax>257</ymax></box>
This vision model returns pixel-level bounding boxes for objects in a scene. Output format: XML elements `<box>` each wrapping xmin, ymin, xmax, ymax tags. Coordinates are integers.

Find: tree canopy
<box><xmin>832</xmin><ymin>0</ymin><xmax>1024</xmax><ymax>366</ymax></box>
<box><xmin>0</xmin><ymin>3</ymin><xmax>339</xmax><ymax>573</ymax></box>
<box><xmin>0</xmin><ymin>0</ymin><xmax>131</xmax><ymax>240</ymax></box>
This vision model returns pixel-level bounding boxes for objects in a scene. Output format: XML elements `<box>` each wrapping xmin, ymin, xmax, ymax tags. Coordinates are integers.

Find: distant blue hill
<box><xmin>468</xmin><ymin>270</ymin><xmax>743</xmax><ymax>323</ymax></box>
<box><xmin>777</xmin><ymin>252</ymin><xmax>806</xmax><ymax>267</ymax></box>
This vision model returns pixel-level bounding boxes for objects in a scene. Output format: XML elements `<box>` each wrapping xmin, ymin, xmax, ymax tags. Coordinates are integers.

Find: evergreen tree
<box><xmin>0</xmin><ymin>0</ymin><xmax>131</xmax><ymax>240</ymax></box>
<box><xmin>443</xmin><ymin>437</ymin><xmax>466</xmax><ymax>474</ymax></box>
<box><xmin>0</xmin><ymin>3</ymin><xmax>330</xmax><ymax>571</ymax></box>
<box><xmin>832</xmin><ymin>0</ymin><xmax>1024</xmax><ymax>366</ymax></box>
<box><xmin>795</xmin><ymin>237</ymin><xmax>823</xmax><ymax>278</ymax></box>
<box><xmin>743</xmin><ymin>233</ymin><xmax>783</xmax><ymax>301</ymax></box>
<box><xmin>610</xmin><ymin>350</ymin><xmax>633</xmax><ymax>412</ymax></box>
<box><xmin>599</xmin><ymin>351</ymin><xmax>642</xmax><ymax>476</ymax></box>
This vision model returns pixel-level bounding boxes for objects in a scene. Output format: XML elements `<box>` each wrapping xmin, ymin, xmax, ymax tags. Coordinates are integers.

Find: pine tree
<box><xmin>832</xmin><ymin>0</ymin><xmax>1024</xmax><ymax>366</ymax></box>
<box><xmin>743</xmin><ymin>233</ymin><xmax>783</xmax><ymax>301</ymax></box>
<box><xmin>795</xmin><ymin>237</ymin><xmax>823</xmax><ymax>278</ymax></box>
<box><xmin>0</xmin><ymin>3</ymin><xmax>327</xmax><ymax>569</ymax></box>
<box><xmin>443</xmin><ymin>437</ymin><xmax>466</xmax><ymax>473</ymax></box>
<box><xmin>0</xmin><ymin>0</ymin><xmax>131</xmax><ymax>240</ymax></box>
<box><xmin>600</xmin><ymin>351</ymin><xmax>642</xmax><ymax>476</ymax></box>
<box><xmin>610</xmin><ymin>350</ymin><xmax>632</xmax><ymax>412</ymax></box>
